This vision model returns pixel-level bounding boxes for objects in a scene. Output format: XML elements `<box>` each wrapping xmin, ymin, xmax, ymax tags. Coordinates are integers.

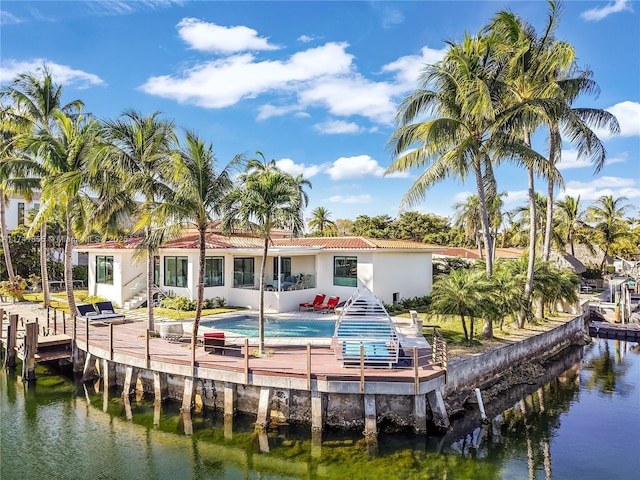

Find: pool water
<box><xmin>200</xmin><ymin>315</ymin><xmax>336</xmax><ymax>337</ymax></box>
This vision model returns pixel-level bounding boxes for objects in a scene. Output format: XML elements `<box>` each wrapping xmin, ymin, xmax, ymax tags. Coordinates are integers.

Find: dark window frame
<box><xmin>204</xmin><ymin>256</ymin><xmax>224</xmax><ymax>287</ymax></box>
<box><xmin>234</xmin><ymin>257</ymin><xmax>255</xmax><ymax>286</ymax></box>
<box><xmin>96</xmin><ymin>255</ymin><xmax>114</xmax><ymax>285</ymax></box>
<box><xmin>164</xmin><ymin>256</ymin><xmax>188</xmax><ymax>287</ymax></box>
<box><xmin>333</xmin><ymin>256</ymin><xmax>357</xmax><ymax>287</ymax></box>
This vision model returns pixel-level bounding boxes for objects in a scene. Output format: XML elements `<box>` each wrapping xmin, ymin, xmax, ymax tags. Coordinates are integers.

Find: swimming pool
<box><xmin>200</xmin><ymin>316</ymin><xmax>336</xmax><ymax>338</ymax></box>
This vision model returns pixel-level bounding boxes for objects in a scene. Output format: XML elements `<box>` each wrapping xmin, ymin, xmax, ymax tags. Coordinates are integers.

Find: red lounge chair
<box><xmin>313</xmin><ymin>296</ymin><xmax>340</xmax><ymax>313</ymax></box>
<box><xmin>299</xmin><ymin>294</ymin><xmax>326</xmax><ymax>311</ymax></box>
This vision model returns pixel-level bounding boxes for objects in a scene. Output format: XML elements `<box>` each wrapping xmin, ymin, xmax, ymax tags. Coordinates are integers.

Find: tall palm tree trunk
<box><xmin>192</xmin><ymin>229</ymin><xmax>206</xmax><ymax>350</ymax></box>
<box><xmin>40</xmin><ymin>222</ymin><xmax>50</xmax><ymax>308</ymax></box>
<box><xmin>147</xmin><ymin>248</ymin><xmax>155</xmax><ymax>332</ymax></box>
<box><xmin>473</xmin><ymin>160</ymin><xmax>494</xmax><ymax>339</ymax></box>
<box><xmin>64</xmin><ymin>215</ymin><xmax>77</xmax><ymax>316</ymax></box>
<box><xmin>473</xmin><ymin>161</ymin><xmax>493</xmax><ymax>275</ymax></box>
<box><xmin>258</xmin><ymin>238</ymin><xmax>269</xmax><ymax>355</ymax></box>
<box><xmin>542</xmin><ymin>128</ymin><xmax>558</xmax><ymax>262</ymax></box>
<box><xmin>520</xmin><ymin>166</ymin><xmax>537</xmax><ymax>328</ymax></box>
<box><xmin>0</xmin><ymin>189</ymin><xmax>16</xmax><ymax>282</ymax></box>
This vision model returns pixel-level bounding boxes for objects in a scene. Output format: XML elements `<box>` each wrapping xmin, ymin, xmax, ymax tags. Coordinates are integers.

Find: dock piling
<box><xmin>22</xmin><ymin>321</ymin><xmax>38</xmax><ymax>381</ymax></box>
<box><xmin>5</xmin><ymin>314</ymin><xmax>18</xmax><ymax>368</ymax></box>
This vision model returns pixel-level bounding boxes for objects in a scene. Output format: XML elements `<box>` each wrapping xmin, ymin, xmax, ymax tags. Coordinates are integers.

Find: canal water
<box><xmin>1</xmin><ymin>338</ymin><xmax>639</xmax><ymax>480</ymax></box>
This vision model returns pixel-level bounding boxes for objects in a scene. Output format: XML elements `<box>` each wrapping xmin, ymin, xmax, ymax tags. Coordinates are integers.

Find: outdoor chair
<box><xmin>313</xmin><ymin>296</ymin><xmax>340</xmax><ymax>313</ymax></box>
<box><xmin>204</xmin><ymin>332</ymin><xmax>226</xmax><ymax>354</ymax></box>
<box><xmin>77</xmin><ymin>303</ymin><xmax>126</xmax><ymax>323</ymax></box>
<box><xmin>299</xmin><ymin>294</ymin><xmax>326</xmax><ymax>311</ymax></box>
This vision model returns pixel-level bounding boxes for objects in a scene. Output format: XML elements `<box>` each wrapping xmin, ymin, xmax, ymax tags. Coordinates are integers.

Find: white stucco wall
<box><xmin>371</xmin><ymin>251</ymin><xmax>432</xmax><ymax>303</ymax></box>
<box><xmin>88</xmin><ymin>251</ymin><xmax>145</xmax><ymax>307</ymax></box>
<box><xmin>4</xmin><ymin>197</ymin><xmax>39</xmax><ymax>231</ymax></box>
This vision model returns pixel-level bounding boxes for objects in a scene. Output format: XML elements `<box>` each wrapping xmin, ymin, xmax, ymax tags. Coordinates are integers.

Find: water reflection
<box><xmin>1</xmin><ymin>339</ymin><xmax>639</xmax><ymax>480</ymax></box>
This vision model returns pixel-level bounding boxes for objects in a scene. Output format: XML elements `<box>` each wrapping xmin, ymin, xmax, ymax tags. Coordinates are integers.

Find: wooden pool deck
<box><xmin>1</xmin><ymin>302</ymin><xmax>446</xmax><ymax>390</ymax></box>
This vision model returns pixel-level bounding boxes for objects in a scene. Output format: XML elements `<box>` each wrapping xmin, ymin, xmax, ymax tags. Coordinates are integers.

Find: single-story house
<box><xmin>433</xmin><ymin>247</ymin><xmax>525</xmax><ymax>261</ymax></box>
<box><xmin>77</xmin><ymin>230</ymin><xmax>445</xmax><ymax>313</ymax></box>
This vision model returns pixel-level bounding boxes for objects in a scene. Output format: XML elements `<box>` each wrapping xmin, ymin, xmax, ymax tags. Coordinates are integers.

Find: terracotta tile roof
<box><xmin>161</xmin><ymin>233</ymin><xmax>263</xmax><ymax>249</ymax></box>
<box><xmin>77</xmin><ymin>237</ymin><xmax>144</xmax><ymax>250</ymax></box>
<box><xmin>435</xmin><ymin>247</ymin><xmax>525</xmax><ymax>259</ymax></box>
<box><xmin>273</xmin><ymin>237</ymin><xmax>442</xmax><ymax>250</ymax></box>
<box><xmin>79</xmin><ymin>233</ymin><xmax>442</xmax><ymax>252</ymax></box>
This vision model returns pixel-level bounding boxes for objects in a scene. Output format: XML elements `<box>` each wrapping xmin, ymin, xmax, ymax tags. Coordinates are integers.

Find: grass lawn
<box><xmin>21</xmin><ymin>291</ymin><xmax>246</xmax><ymax>320</ymax></box>
<box><xmin>401</xmin><ymin>311</ymin><xmax>579</xmax><ymax>359</ymax></box>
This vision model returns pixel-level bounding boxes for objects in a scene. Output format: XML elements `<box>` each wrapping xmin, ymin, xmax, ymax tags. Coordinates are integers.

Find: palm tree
<box><xmin>554</xmin><ymin>195</ymin><xmax>590</xmax><ymax>256</ymax></box>
<box><xmin>3</xmin><ymin>65</ymin><xmax>83</xmax><ymax>308</ymax></box>
<box><xmin>101</xmin><ymin>110</ymin><xmax>177</xmax><ymax>332</ymax></box>
<box><xmin>170</xmin><ymin>130</ymin><xmax>241</xmax><ymax>349</ymax></box>
<box><xmin>430</xmin><ymin>268</ymin><xmax>495</xmax><ymax>342</ymax></box>
<box><xmin>587</xmin><ymin>195</ymin><xmax>632</xmax><ymax>272</ymax></box>
<box><xmin>0</xmin><ymin>102</ymin><xmax>34</xmax><ymax>283</ymax></box>
<box><xmin>489</xmin><ymin>1</ymin><xmax>618</xmax><ymax>325</ymax></box>
<box><xmin>26</xmin><ymin>110</ymin><xmax>100</xmax><ymax>316</ymax></box>
<box><xmin>386</xmin><ymin>33</ymin><xmax>499</xmax><ymax>277</ymax></box>
<box><xmin>453</xmin><ymin>195</ymin><xmax>483</xmax><ymax>255</ymax></box>
<box><xmin>222</xmin><ymin>152</ymin><xmax>310</xmax><ymax>354</ymax></box>
<box><xmin>308</xmin><ymin>206</ymin><xmax>337</xmax><ymax>236</ymax></box>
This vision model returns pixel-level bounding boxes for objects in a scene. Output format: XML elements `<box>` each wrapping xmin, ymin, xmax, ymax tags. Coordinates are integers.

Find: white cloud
<box><xmin>298</xmin><ymin>34</ymin><xmax>319</xmax><ymax>43</ymax></box>
<box><xmin>275</xmin><ymin>158</ymin><xmax>322</xmax><ymax>178</ymax></box>
<box><xmin>453</xmin><ymin>191</ymin><xmax>474</xmax><ymax>203</ymax></box>
<box><xmin>140</xmin><ymin>42</ymin><xmax>354</xmax><ymax>108</ymax></box>
<box><xmin>257</xmin><ymin>104</ymin><xmax>301</xmax><ymax>120</ymax></box>
<box><xmin>557</xmin><ymin>149</ymin><xmax>628</xmax><ymax>170</ymax></box>
<box><xmin>326</xmin><ymin>155</ymin><xmax>386</xmax><ymax>180</ymax></box>
<box><xmin>0</xmin><ymin>59</ymin><xmax>105</xmax><ymax>87</ymax></box>
<box><xmin>581</xmin><ymin>0</ymin><xmax>632</xmax><ymax>21</ymax></box>
<box><xmin>313</xmin><ymin>120</ymin><xmax>362</xmax><ymax>134</ymax></box>
<box><xmin>382</xmin><ymin>45</ymin><xmax>447</xmax><ymax>90</ymax></box>
<box><xmin>380</xmin><ymin>7</ymin><xmax>404</xmax><ymax>29</ymax></box>
<box><xmin>597</xmin><ymin>101</ymin><xmax>640</xmax><ymax>139</ymax></box>
<box><xmin>562</xmin><ymin>176</ymin><xmax>640</xmax><ymax>201</ymax></box>
<box><xmin>177</xmin><ymin>18</ymin><xmax>280</xmax><ymax>54</ymax></box>
<box><xmin>328</xmin><ymin>194</ymin><xmax>372</xmax><ymax>204</ymax></box>
<box><xmin>299</xmin><ymin>74</ymin><xmax>398</xmax><ymax>124</ymax></box>
<box><xmin>503</xmin><ymin>190</ymin><xmax>529</xmax><ymax>205</ymax></box>
<box><xmin>1</xmin><ymin>10</ymin><xmax>23</xmax><ymax>25</ymax></box>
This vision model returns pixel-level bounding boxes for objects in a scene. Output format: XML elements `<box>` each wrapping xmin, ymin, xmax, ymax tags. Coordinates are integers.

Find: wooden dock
<box><xmin>16</xmin><ymin>334</ymin><xmax>73</xmax><ymax>362</ymax></box>
<box><xmin>588</xmin><ymin>321</ymin><xmax>640</xmax><ymax>341</ymax></box>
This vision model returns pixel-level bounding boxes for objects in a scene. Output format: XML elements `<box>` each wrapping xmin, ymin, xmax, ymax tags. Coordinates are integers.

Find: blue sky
<box><xmin>1</xmin><ymin>0</ymin><xmax>639</xmax><ymax>224</ymax></box>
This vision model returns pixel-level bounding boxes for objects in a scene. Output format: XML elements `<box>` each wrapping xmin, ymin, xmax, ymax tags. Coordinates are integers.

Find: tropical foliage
<box><xmin>0</xmin><ymin>0</ymin><xmax>633</xmax><ymax>349</ymax></box>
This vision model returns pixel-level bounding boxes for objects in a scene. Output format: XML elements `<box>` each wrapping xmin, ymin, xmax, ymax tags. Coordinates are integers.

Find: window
<box><xmin>273</xmin><ymin>257</ymin><xmax>291</xmax><ymax>281</ymax></box>
<box><xmin>204</xmin><ymin>257</ymin><xmax>224</xmax><ymax>286</ymax></box>
<box><xmin>96</xmin><ymin>255</ymin><xmax>114</xmax><ymax>284</ymax></box>
<box><xmin>17</xmin><ymin>202</ymin><xmax>25</xmax><ymax>225</ymax></box>
<box><xmin>234</xmin><ymin>257</ymin><xmax>254</xmax><ymax>287</ymax></box>
<box><xmin>154</xmin><ymin>256</ymin><xmax>160</xmax><ymax>286</ymax></box>
<box><xmin>334</xmin><ymin>256</ymin><xmax>357</xmax><ymax>287</ymax></box>
<box><xmin>164</xmin><ymin>256</ymin><xmax>188</xmax><ymax>287</ymax></box>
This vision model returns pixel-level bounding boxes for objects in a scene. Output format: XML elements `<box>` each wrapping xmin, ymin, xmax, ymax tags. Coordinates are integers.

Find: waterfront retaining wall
<box><xmin>444</xmin><ymin>313</ymin><xmax>586</xmax><ymax>397</ymax></box>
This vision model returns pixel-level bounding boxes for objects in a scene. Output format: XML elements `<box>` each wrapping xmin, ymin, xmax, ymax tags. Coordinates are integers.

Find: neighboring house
<box><xmin>570</xmin><ymin>244</ymin><xmax>614</xmax><ymax>270</ymax></box>
<box><xmin>433</xmin><ymin>247</ymin><xmax>525</xmax><ymax>261</ymax></box>
<box><xmin>3</xmin><ymin>192</ymin><xmax>87</xmax><ymax>266</ymax></box>
<box><xmin>4</xmin><ymin>192</ymin><xmax>41</xmax><ymax>231</ymax></box>
<box><xmin>77</xmin><ymin>231</ymin><xmax>444</xmax><ymax>312</ymax></box>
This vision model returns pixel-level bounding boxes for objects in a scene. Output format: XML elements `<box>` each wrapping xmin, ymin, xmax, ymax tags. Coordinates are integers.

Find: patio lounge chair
<box><xmin>76</xmin><ymin>303</ymin><xmax>126</xmax><ymax>323</ymax></box>
<box><xmin>299</xmin><ymin>293</ymin><xmax>326</xmax><ymax>311</ymax></box>
<box><xmin>313</xmin><ymin>296</ymin><xmax>340</xmax><ymax>313</ymax></box>
<box><xmin>204</xmin><ymin>332</ymin><xmax>225</xmax><ymax>354</ymax></box>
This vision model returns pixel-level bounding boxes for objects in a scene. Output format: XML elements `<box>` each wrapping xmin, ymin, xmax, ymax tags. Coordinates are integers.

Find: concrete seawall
<box><xmin>445</xmin><ymin>313</ymin><xmax>586</xmax><ymax>397</ymax></box>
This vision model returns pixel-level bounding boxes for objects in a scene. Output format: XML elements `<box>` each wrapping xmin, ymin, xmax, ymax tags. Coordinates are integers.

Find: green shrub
<box><xmin>75</xmin><ymin>292</ymin><xmax>108</xmax><ymax>304</ymax></box>
<box><xmin>160</xmin><ymin>295</ymin><xmax>196</xmax><ymax>311</ymax></box>
<box><xmin>0</xmin><ymin>276</ymin><xmax>27</xmax><ymax>302</ymax></box>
